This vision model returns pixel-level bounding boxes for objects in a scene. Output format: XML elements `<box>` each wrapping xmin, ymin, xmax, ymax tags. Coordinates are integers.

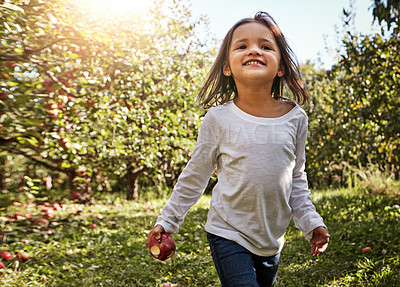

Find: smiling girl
<box><xmin>146</xmin><ymin>11</ymin><xmax>330</xmax><ymax>287</ymax></box>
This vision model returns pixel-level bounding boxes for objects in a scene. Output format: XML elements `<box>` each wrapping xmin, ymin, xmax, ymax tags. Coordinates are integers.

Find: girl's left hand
<box><xmin>310</xmin><ymin>226</ymin><xmax>330</xmax><ymax>256</ymax></box>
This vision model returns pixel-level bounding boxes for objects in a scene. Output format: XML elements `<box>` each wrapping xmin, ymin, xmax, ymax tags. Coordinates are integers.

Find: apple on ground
<box><xmin>70</xmin><ymin>192</ymin><xmax>81</xmax><ymax>200</ymax></box>
<box><xmin>16</xmin><ymin>251</ymin><xmax>30</xmax><ymax>262</ymax></box>
<box><xmin>88</xmin><ymin>223</ymin><xmax>97</xmax><ymax>228</ymax></box>
<box><xmin>0</xmin><ymin>250</ymin><xmax>12</xmax><ymax>261</ymax></box>
<box><xmin>362</xmin><ymin>247</ymin><xmax>372</xmax><ymax>253</ymax></box>
<box><xmin>149</xmin><ymin>233</ymin><xmax>176</xmax><ymax>261</ymax></box>
<box><xmin>159</xmin><ymin>283</ymin><xmax>172</xmax><ymax>287</ymax></box>
<box><xmin>34</xmin><ymin>218</ymin><xmax>50</xmax><ymax>227</ymax></box>
<box><xmin>0</xmin><ymin>262</ymin><xmax>4</xmax><ymax>269</ymax></box>
<box><xmin>14</xmin><ymin>212</ymin><xmax>25</xmax><ymax>220</ymax></box>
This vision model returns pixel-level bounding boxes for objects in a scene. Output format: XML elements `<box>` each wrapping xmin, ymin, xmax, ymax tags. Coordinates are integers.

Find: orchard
<box><xmin>1</xmin><ymin>0</ymin><xmax>399</xmax><ymax>286</ymax></box>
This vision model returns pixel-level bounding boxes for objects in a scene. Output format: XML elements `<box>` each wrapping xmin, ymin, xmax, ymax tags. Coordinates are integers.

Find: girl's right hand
<box><xmin>146</xmin><ymin>224</ymin><xmax>166</xmax><ymax>248</ymax></box>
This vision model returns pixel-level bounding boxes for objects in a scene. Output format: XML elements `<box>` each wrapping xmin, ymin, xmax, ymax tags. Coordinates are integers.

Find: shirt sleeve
<box><xmin>289</xmin><ymin>119</ymin><xmax>326</xmax><ymax>241</ymax></box>
<box><xmin>155</xmin><ymin>111</ymin><xmax>219</xmax><ymax>234</ymax></box>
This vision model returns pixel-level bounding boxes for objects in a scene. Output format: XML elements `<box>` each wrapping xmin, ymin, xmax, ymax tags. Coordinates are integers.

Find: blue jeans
<box><xmin>207</xmin><ymin>233</ymin><xmax>280</xmax><ymax>287</ymax></box>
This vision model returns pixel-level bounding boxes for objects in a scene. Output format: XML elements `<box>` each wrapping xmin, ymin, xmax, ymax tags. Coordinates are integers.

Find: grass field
<box><xmin>0</xmin><ymin>186</ymin><xmax>399</xmax><ymax>286</ymax></box>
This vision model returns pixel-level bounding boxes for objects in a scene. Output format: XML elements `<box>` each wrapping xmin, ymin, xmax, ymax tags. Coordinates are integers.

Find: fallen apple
<box><xmin>14</xmin><ymin>212</ymin><xmax>25</xmax><ymax>220</ymax></box>
<box><xmin>70</xmin><ymin>192</ymin><xmax>81</xmax><ymax>200</ymax></box>
<box><xmin>149</xmin><ymin>233</ymin><xmax>176</xmax><ymax>261</ymax></box>
<box><xmin>88</xmin><ymin>223</ymin><xmax>97</xmax><ymax>228</ymax></box>
<box><xmin>362</xmin><ymin>247</ymin><xmax>372</xmax><ymax>253</ymax></box>
<box><xmin>159</xmin><ymin>283</ymin><xmax>172</xmax><ymax>287</ymax></box>
<box><xmin>0</xmin><ymin>250</ymin><xmax>12</xmax><ymax>261</ymax></box>
<box><xmin>35</xmin><ymin>218</ymin><xmax>50</xmax><ymax>227</ymax></box>
<box><xmin>0</xmin><ymin>262</ymin><xmax>4</xmax><ymax>269</ymax></box>
<box><xmin>16</xmin><ymin>251</ymin><xmax>30</xmax><ymax>262</ymax></box>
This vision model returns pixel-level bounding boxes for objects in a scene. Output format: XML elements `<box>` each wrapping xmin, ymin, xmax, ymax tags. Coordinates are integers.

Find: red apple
<box><xmin>149</xmin><ymin>233</ymin><xmax>176</xmax><ymax>261</ymax></box>
<box><xmin>0</xmin><ymin>250</ymin><xmax>12</xmax><ymax>261</ymax></box>
<box><xmin>14</xmin><ymin>212</ymin><xmax>25</xmax><ymax>220</ymax></box>
<box><xmin>16</xmin><ymin>251</ymin><xmax>30</xmax><ymax>262</ymax></box>
<box><xmin>88</xmin><ymin>223</ymin><xmax>97</xmax><ymax>228</ymax></box>
<box><xmin>45</xmin><ymin>103</ymin><xmax>58</xmax><ymax>110</ymax></box>
<box><xmin>0</xmin><ymin>262</ymin><xmax>5</xmax><ymax>269</ymax></box>
<box><xmin>159</xmin><ymin>283</ymin><xmax>172</xmax><ymax>287</ymax></box>
<box><xmin>35</xmin><ymin>218</ymin><xmax>49</xmax><ymax>227</ymax></box>
<box><xmin>70</xmin><ymin>192</ymin><xmax>81</xmax><ymax>200</ymax></box>
<box><xmin>362</xmin><ymin>247</ymin><xmax>372</xmax><ymax>253</ymax></box>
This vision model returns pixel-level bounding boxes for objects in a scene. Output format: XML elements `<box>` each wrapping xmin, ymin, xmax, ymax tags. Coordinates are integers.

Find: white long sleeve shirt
<box><xmin>156</xmin><ymin>101</ymin><xmax>326</xmax><ymax>256</ymax></box>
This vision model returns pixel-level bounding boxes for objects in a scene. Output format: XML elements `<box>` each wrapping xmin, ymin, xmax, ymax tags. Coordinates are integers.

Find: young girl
<box><xmin>146</xmin><ymin>11</ymin><xmax>330</xmax><ymax>287</ymax></box>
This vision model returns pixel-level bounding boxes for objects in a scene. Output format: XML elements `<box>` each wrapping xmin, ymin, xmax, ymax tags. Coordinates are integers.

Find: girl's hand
<box><xmin>310</xmin><ymin>226</ymin><xmax>330</xmax><ymax>256</ymax></box>
<box><xmin>146</xmin><ymin>224</ymin><xmax>166</xmax><ymax>248</ymax></box>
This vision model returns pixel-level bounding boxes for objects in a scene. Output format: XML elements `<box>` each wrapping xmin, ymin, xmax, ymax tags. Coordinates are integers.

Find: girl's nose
<box><xmin>248</xmin><ymin>47</ymin><xmax>261</xmax><ymax>55</ymax></box>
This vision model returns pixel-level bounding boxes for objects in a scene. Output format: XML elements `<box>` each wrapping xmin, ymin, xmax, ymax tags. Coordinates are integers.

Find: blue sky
<box><xmin>190</xmin><ymin>0</ymin><xmax>378</xmax><ymax>68</ymax></box>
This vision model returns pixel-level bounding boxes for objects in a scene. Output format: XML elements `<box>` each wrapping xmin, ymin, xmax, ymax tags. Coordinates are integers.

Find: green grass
<box><xmin>0</xmin><ymin>187</ymin><xmax>399</xmax><ymax>286</ymax></box>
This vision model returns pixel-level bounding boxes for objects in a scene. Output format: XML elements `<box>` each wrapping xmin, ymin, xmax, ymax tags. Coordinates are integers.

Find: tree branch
<box><xmin>8</xmin><ymin>148</ymin><xmax>65</xmax><ymax>172</ymax></box>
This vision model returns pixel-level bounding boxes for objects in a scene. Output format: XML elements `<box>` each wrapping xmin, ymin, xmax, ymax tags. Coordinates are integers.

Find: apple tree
<box><xmin>0</xmin><ymin>0</ymin><xmax>215</xmax><ymax>200</ymax></box>
<box><xmin>304</xmin><ymin>8</ymin><xmax>399</xmax><ymax>187</ymax></box>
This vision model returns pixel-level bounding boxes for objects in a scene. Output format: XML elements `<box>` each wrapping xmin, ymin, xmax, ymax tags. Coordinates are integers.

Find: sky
<box><xmin>81</xmin><ymin>0</ymin><xmax>379</xmax><ymax>68</ymax></box>
<box><xmin>190</xmin><ymin>0</ymin><xmax>378</xmax><ymax>68</ymax></box>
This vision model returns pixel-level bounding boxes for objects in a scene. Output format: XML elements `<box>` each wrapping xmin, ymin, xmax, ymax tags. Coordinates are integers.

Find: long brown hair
<box><xmin>197</xmin><ymin>11</ymin><xmax>308</xmax><ymax>109</ymax></box>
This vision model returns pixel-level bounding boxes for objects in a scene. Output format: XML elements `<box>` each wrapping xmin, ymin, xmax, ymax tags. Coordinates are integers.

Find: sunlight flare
<box><xmin>77</xmin><ymin>0</ymin><xmax>152</xmax><ymax>16</ymax></box>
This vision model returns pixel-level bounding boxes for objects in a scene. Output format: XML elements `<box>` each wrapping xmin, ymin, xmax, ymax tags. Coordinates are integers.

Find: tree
<box><xmin>304</xmin><ymin>6</ymin><xmax>400</xmax><ymax>188</ymax></box>
<box><xmin>1</xmin><ymin>0</ymin><xmax>215</xmax><ymax>200</ymax></box>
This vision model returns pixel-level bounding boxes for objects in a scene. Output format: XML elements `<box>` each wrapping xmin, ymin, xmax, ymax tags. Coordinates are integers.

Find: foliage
<box><xmin>303</xmin><ymin>10</ymin><xmax>400</xmax><ymax>188</ymax></box>
<box><xmin>0</xmin><ymin>0</ymin><xmax>214</xmax><ymax>200</ymax></box>
<box><xmin>371</xmin><ymin>0</ymin><xmax>400</xmax><ymax>34</ymax></box>
<box><xmin>0</xmin><ymin>185</ymin><xmax>399</xmax><ymax>286</ymax></box>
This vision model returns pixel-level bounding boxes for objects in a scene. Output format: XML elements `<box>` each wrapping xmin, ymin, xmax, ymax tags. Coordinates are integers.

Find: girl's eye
<box><xmin>262</xmin><ymin>45</ymin><xmax>271</xmax><ymax>50</ymax></box>
<box><xmin>237</xmin><ymin>45</ymin><xmax>246</xmax><ymax>50</ymax></box>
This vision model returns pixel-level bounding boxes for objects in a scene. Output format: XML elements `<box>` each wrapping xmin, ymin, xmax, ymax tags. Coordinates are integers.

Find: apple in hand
<box><xmin>149</xmin><ymin>233</ymin><xmax>176</xmax><ymax>261</ymax></box>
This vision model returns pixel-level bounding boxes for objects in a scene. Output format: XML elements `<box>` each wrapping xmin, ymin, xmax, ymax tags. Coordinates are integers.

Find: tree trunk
<box><xmin>0</xmin><ymin>156</ymin><xmax>6</xmax><ymax>190</ymax></box>
<box><xmin>126</xmin><ymin>165</ymin><xmax>147</xmax><ymax>201</ymax></box>
<box><xmin>66</xmin><ymin>169</ymin><xmax>77</xmax><ymax>192</ymax></box>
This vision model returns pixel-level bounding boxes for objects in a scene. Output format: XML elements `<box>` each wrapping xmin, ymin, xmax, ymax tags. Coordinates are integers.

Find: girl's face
<box><xmin>223</xmin><ymin>22</ymin><xmax>284</xmax><ymax>87</ymax></box>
